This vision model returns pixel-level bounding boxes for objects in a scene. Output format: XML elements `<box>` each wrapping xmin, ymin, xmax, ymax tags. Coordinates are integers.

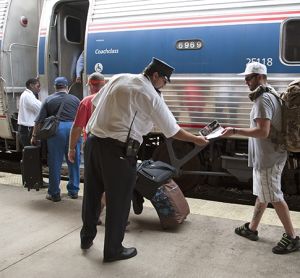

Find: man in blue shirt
<box><xmin>32</xmin><ymin>77</ymin><xmax>81</xmax><ymax>202</ymax></box>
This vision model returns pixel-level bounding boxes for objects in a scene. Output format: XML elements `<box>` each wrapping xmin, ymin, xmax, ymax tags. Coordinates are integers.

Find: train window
<box><xmin>176</xmin><ymin>39</ymin><xmax>203</xmax><ymax>50</ymax></box>
<box><xmin>65</xmin><ymin>16</ymin><xmax>81</xmax><ymax>43</ymax></box>
<box><xmin>281</xmin><ymin>19</ymin><xmax>300</xmax><ymax>63</ymax></box>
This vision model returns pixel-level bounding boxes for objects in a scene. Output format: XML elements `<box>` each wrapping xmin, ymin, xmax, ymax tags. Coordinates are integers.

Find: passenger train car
<box><xmin>2</xmin><ymin>0</ymin><xmax>300</xmax><ymax>192</ymax></box>
<box><xmin>0</xmin><ymin>0</ymin><xmax>43</xmax><ymax>150</ymax></box>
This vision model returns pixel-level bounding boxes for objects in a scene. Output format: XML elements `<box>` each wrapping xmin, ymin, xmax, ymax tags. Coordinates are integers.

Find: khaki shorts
<box><xmin>253</xmin><ymin>162</ymin><xmax>285</xmax><ymax>203</ymax></box>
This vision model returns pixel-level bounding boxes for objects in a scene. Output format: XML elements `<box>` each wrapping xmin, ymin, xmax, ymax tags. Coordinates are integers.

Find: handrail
<box><xmin>3</xmin><ymin>43</ymin><xmax>37</xmax><ymax>98</ymax></box>
<box><xmin>0</xmin><ymin>76</ymin><xmax>8</xmax><ymax>113</ymax></box>
<box><xmin>165</xmin><ymin>137</ymin><xmax>209</xmax><ymax>175</ymax></box>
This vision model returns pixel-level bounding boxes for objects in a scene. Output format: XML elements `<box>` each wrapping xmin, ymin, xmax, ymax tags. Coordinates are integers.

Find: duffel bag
<box><xmin>151</xmin><ymin>179</ymin><xmax>190</xmax><ymax>229</ymax></box>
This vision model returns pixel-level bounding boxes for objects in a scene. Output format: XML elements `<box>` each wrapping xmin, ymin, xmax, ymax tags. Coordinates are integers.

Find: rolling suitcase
<box><xmin>20</xmin><ymin>145</ymin><xmax>43</xmax><ymax>191</ymax></box>
<box><xmin>151</xmin><ymin>179</ymin><xmax>190</xmax><ymax>229</ymax></box>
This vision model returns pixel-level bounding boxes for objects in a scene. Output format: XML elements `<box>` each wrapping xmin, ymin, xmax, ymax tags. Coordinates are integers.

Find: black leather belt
<box><xmin>91</xmin><ymin>135</ymin><xmax>126</xmax><ymax>147</ymax></box>
<box><xmin>102</xmin><ymin>137</ymin><xmax>126</xmax><ymax>147</ymax></box>
<box><xmin>90</xmin><ymin>135</ymin><xmax>140</xmax><ymax>156</ymax></box>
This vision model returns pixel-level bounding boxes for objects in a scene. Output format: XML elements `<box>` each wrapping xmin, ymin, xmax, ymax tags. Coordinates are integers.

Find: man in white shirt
<box><xmin>80</xmin><ymin>57</ymin><xmax>209</xmax><ymax>262</ymax></box>
<box><xmin>17</xmin><ymin>78</ymin><xmax>41</xmax><ymax>147</ymax></box>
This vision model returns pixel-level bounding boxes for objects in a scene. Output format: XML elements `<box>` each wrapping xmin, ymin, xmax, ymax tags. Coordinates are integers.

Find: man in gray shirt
<box><xmin>222</xmin><ymin>62</ymin><xmax>299</xmax><ymax>254</ymax></box>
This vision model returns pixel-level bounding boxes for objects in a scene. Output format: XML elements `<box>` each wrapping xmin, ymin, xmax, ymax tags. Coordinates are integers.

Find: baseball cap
<box><xmin>54</xmin><ymin>76</ymin><xmax>68</xmax><ymax>87</ymax></box>
<box><xmin>145</xmin><ymin>57</ymin><xmax>175</xmax><ymax>82</ymax></box>
<box><xmin>238</xmin><ymin>62</ymin><xmax>267</xmax><ymax>76</ymax></box>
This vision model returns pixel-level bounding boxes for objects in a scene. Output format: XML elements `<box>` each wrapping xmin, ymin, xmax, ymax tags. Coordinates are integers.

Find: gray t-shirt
<box><xmin>248</xmin><ymin>90</ymin><xmax>287</xmax><ymax>169</ymax></box>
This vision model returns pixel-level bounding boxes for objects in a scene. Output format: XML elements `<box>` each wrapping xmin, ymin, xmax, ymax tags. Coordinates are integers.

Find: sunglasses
<box><xmin>245</xmin><ymin>74</ymin><xmax>258</xmax><ymax>82</ymax></box>
<box><xmin>89</xmin><ymin>80</ymin><xmax>105</xmax><ymax>85</ymax></box>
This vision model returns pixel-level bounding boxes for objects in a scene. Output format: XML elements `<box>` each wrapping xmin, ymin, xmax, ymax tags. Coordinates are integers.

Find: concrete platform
<box><xmin>0</xmin><ymin>175</ymin><xmax>299</xmax><ymax>278</ymax></box>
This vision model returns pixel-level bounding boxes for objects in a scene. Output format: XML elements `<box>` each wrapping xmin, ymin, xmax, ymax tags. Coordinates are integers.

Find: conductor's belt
<box><xmin>90</xmin><ymin>134</ymin><xmax>126</xmax><ymax>147</ymax></box>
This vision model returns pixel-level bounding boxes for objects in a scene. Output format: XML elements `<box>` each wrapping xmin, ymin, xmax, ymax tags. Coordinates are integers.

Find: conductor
<box><xmin>80</xmin><ymin>57</ymin><xmax>208</xmax><ymax>262</ymax></box>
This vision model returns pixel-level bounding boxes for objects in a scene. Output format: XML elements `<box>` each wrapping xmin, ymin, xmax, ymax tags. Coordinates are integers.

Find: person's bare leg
<box><xmin>249</xmin><ymin>197</ymin><xmax>268</xmax><ymax>231</ymax></box>
<box><xmin>97</xmin><ymin>192</ymin><xmax>106</xmax><ymax>225</ymax></box>
<box><xmin>101</xmin><ymin>192</ymin><xmax>106</xmax><ymax>210</ymax></box>
<box><xmin>272</xmin><ymin>200</ymin><xmax>296</xmax><ymax>238</ymax></box>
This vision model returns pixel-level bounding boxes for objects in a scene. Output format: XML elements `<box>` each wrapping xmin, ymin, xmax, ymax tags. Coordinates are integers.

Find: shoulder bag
<box><xmin>135</xmin><ymin>159</ymin><xmax>177</xmax><ymax>199</ymax></box>
<box><xmin>36</xmin><ymin>98</ymin><xmax>65</xmax><ymax>140</ymax></box>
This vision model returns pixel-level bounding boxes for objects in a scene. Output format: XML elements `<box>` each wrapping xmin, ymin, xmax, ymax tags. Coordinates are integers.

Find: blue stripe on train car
<box><xmin>86</xmin><ymin>23</ymin><xmax>300</xmax><ymax>75</ymax></box>
<box><xmin>38</xmin><ymin>37</ymin><xmax>46</xmax><ymax>75</ymax></box>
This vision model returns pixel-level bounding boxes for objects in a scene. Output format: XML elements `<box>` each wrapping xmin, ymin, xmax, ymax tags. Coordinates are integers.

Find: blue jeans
<box><xmin>47</xmin><ymin>121</ymin><xmax>81</xmax><ymax>196</ymax></box>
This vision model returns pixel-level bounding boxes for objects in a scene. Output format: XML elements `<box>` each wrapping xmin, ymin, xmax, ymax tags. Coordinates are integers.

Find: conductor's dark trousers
<box><xmin>80</xmin><ymin>135</ymin><xmax>137</xmax><ymax>258</ymax></box>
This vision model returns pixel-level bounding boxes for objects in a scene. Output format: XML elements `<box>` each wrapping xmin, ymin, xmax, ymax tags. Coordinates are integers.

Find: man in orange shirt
<box><xmin>68</xmin><ymin>72</ymin><xmax>105</xmax><ymax>160</ymax></box>
<box><xmin>68</xmin><ymin>72</ymin><xmax>106</xmax><ymax>220</ymax></box>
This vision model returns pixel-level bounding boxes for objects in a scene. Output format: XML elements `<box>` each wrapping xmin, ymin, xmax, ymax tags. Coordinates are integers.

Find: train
<box><xmin>0</xmin><ymin>0</ymin><xmax>44</xmax><ymax>150</ymax></box>
<box><xmin>1</xmin><ymin>0</ymin><xmax>300</xmax><ymax>193</ymax></box>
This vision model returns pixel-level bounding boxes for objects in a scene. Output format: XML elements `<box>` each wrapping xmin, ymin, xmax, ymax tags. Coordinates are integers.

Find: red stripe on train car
<box><xmin>89</xmin><ymin>10</ymin><xmax>300</xmax><ymax>28</ymax></box>
<box><xmin>88</xmin><ymin>10</ymin><xmax>300</xmax><ymax>32</ymax></box>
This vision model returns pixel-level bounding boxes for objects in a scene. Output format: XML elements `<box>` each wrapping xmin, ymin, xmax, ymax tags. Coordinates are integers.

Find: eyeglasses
<box><xmin>245</xmin><ymin>74</ymin><xmax>258</xmax><ymax>82</ymax></box>
<box><xmin>89</xmin><ymin>80</ymin><xmax>105</xmax><ymax>85</ymax></box>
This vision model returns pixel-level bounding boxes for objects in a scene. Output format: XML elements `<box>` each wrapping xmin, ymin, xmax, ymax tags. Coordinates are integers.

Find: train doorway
<box><xmin>47</xmin><ymin>0</ymin><xmax>89</xmax><ymax>99</ymax></box>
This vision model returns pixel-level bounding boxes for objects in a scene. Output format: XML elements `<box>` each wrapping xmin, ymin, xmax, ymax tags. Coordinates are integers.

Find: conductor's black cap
<box><xmin>146</xmin><ymin>57</ymin><xmax>175</xmax><ymax>82</ymax></box>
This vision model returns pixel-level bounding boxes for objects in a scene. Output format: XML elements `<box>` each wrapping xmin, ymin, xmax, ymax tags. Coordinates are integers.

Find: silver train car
<box><xmin>2</xmin><ymin>0</ymin><xmax>300</xmax><ymax>192</ymax></box>
<box><xmin>0</xmin><ymin>0</ymin><xmax>43</xmax><ymax>151</ymax></box>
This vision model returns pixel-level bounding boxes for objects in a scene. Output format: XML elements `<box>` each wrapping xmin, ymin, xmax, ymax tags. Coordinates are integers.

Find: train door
<box><xmin>47</xmin><ymin>0</ymin><xmax>88</xmax><ymax>98</ymax></box>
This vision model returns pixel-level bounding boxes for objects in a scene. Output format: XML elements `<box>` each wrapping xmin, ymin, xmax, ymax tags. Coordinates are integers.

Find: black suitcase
<box><xmin>20</xmin><ymin>145</ymin><xmax>43</xmax><ymax>191</ymax></box>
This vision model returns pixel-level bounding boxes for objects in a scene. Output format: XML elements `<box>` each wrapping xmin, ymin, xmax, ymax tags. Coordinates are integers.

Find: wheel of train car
<box><xmin>152</xmin><ymin>140</ymin><xmax>206</xmax><ymax>193</ymax></box>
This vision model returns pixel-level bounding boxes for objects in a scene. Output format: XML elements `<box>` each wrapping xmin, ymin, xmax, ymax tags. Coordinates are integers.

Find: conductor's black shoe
<box><xmin>81</xmin><ymin>240</ymin><xmax>93</xmax><ymax>250</ymax></box>
<box><xmin>46</xmin><ymin>193</ymin><xmax>61</xmax><ymax>202</ymax></box>
<box><xmin>103</xmin><ymin>247</ymin><xmax>137</xmax><ymax>262</ymax></box>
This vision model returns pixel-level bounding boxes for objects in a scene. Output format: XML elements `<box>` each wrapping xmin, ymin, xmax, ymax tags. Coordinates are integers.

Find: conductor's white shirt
<box><xmin>88</xmin><ymin>73</ymin><xmax>180</xmax><ymax>144</ymax></box>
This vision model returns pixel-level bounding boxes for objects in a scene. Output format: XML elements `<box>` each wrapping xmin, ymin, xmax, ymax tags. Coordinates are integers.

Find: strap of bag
<box><xmin>137</xmin><ymin>159</ymin><xmax>152</xmax><ymax>172</ymax></box>
<box><xmin>264</xmin><ymin>91</ymin><xmax>285</xmax><ymax>148</ymax></box>
<box><xmin>126</xmin><ymin>111</ymin><xmax>137</xmax><ymax>142</ymax></box>
<box><xmin>55</xmin><ymin>96</ymin><xmax>66</xmax><ymax>118</ymax></box>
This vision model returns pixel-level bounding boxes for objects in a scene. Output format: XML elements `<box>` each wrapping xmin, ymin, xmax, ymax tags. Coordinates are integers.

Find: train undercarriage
<box><xmin>139</xmin><ymin>134</ymin><xmax>300</xmax><ymax>196</ymax></box>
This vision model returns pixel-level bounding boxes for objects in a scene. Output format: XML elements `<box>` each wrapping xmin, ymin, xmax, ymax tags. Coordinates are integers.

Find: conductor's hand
<box><xmin>221</xmin><ymin>127</ymin><xmax>235</xmax><ymax>137</ymax></box>
<box><xmin>194</xmin><ymin>135</ymin><xmax>209</xmax><ymax>146</ymax></box>
<box><xmin>68</xmin><ymin>149</ymin><xmax>76</xmax><ymax>163</ymax></box>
